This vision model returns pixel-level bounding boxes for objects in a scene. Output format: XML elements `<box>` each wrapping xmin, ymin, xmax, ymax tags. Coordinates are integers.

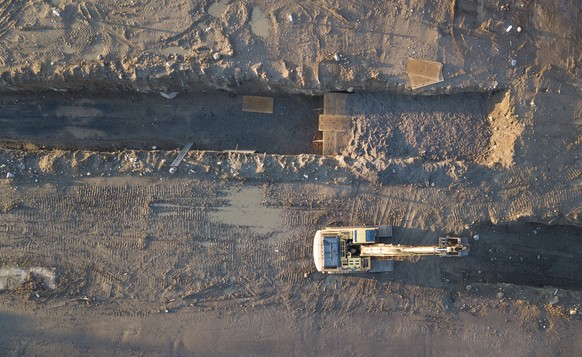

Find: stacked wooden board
<box><xmin>320</xmin><ymin>93</ymin><xmax>352</xmax><ymax>155</ymax></box>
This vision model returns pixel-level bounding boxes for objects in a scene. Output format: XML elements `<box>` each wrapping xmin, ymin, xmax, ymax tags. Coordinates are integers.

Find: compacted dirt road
<box><xmin>0</xmin><ymin>0</ymin><xmax>581</xmax><ymax>356</ymax></box>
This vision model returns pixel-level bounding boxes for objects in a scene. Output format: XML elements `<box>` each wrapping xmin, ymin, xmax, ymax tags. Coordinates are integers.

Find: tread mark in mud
<box><xmin>0</xmin><ymin>0</ymin><xmax>24</xmax><ymax>40</ymax></box>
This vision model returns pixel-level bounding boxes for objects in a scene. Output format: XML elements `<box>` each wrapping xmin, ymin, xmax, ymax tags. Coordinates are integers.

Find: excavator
<box><xmin>313</xmin><ymin>226</ymin><xmax>470</xmax><ymax>273</ymax></box>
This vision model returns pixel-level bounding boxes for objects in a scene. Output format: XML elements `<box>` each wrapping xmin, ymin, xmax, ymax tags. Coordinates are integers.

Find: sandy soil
<box><xmin>0</xmin><ymin>0</ymin><xmax>581</xmax><ymax>356</ymax></box>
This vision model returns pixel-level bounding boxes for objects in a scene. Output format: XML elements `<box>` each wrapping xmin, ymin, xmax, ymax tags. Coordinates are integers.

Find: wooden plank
<box><xmin>169</xmin><ymin>142</ymin><xmax>193</xmax><ymax>174</ymax></box>
<box><xmin>242</xmin><ymin>96</ymin><xmax>274</xmax><ymax>113</ymax></box>
<box><xmin>323</xmin><ymin>92</ymin><xmax>348</xmax><ymax>115</ymax></box>
<box><xmin>322</xmin><ymin>131</ymin><xmax>338</xmax><ymax>155</ymax></box>
<box><xmin>322</xmin><ymin>131</ymin><xmax>350</xmax><ymax>155</ymax></box>
<box><xmin>406</xmin><ymin>58</ymin><xmax>444</xmax><ymax>90</ymax></box>
<box><xmin>319</xmin><ymin>114</ymin><xmax>352</xmax><ymax>132</ymax></box>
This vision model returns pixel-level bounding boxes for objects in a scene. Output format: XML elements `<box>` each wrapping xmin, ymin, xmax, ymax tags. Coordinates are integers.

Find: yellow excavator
<box><xmin>313</xmin><ymin>226</ymin><xmax>470</xmax><ymax>273</ymax></box>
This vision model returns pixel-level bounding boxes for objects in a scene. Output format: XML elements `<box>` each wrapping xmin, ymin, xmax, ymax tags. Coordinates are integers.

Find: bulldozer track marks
<box><xmin>1</xmin><ymin>170</ymin><xmax>581</xmax><ymax>313</ymax></box>
<box><xmin>0</xmin><ymin>0</ymin><xmax>23</xmax><ymax>40</ymax></box>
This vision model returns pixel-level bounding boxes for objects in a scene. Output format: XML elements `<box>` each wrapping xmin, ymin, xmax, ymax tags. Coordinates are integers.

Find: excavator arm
<box><xmin>360</xmin><ymin>237</ymin><xmax>469</xmax><ymax>258</ymax></box>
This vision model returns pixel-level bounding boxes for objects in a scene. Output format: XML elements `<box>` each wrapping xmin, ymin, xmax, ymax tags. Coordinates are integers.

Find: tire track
<box><xmin>0</xmin><ymin>0</ymin><xmax>24</xmax><ymax>40</ymax></box>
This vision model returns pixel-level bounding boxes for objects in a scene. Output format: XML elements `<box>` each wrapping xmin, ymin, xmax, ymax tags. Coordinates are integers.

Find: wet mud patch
<box><xmin>210</xmin><ymin>186</ymin><xmax>285</xmax><ymax>235</ymax></box>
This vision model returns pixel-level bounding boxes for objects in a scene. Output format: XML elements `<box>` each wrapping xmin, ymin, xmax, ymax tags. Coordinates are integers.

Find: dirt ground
<box><xmin>0</xmin><ymin>0</ymin><xmax>581</xmax><ymax>356</ymax></box>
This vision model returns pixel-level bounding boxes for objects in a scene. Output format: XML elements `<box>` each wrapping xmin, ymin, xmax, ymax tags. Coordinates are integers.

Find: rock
<box><xmin>333</xmin><ymin>53</ymin><xmax>341</xmax><ymax>62</ymax></box>
<box><xmin>549</xmin><ymin>296</ymin><xmax>559</xmax><ymax>305</ymax></box>
<box><xmin>569</xmin><ymin>308</ymin><xmax>577</xmax><ymax>315</ymax></box>
<box><xmin>466</xmin><ymin>284</ymin><xmax>472</xmax><ymax>291</ymax></box>
<box><xmin>346</xmin><ymin>87</ymin><xmax>354</xmax><ymax>93</ymax></box>
<box><xmin>497</xmin><ymin>292</ymin><xmax>504</xmax><ymax>299</ymax></box>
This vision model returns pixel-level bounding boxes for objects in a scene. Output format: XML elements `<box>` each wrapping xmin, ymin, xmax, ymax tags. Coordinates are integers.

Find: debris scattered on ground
<box><xmin>160</xmin><ymin>92</ymin><xmax>178</xmax><ymax>99</ymax></box>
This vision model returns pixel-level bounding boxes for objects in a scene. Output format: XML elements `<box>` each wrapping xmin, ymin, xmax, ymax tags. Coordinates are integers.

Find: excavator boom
<box><xmin>360</xmin><ymin>237</ymin><xmax>469</xmax><ymax>258</ymax></box>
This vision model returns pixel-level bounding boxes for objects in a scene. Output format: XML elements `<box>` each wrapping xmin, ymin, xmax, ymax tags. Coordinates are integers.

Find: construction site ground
<box><xmin>0</xmin><ymin>0</ymin><xmax>581</xmax><ymax>356</ymax></box>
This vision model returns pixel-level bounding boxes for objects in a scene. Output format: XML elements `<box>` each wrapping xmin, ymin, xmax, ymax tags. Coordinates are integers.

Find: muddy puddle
<box><xmin>250</xmin><ymin>6</ymin><xmax>270</xmax><ymax>39</ymax></box>
<box><xmin>210</xmin><ymin>186</ymin><xmax>284</xmax><ymax>235</ymax></box>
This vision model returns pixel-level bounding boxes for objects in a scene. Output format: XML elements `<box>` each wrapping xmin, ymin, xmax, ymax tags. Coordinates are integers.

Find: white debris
<box><xmin>160</xmin><ymin>91</ymin><xmax>178</xmax><ymax>99</ymax></box>
<box><xmin>569</xmin><ymin>308</ymin><xmax>577</xmax><ymax>315</ymax></box>
<box><xmin>6</xmin><ymin>172</ymin><xmax>15</xmax><ymax>179</ymax></box>
<box><xmin>511</xmin><ymin>59</ymin><xmax>517</xmax><ymax>66</ymax></box>
<box><xmin>213</xmin><ymin>52</ymin><xmax>221</xmax><ymax>60</ymax></box>
<box><xmin>549</xmin><ymin>296</ymin><xmax>559</xmax><ymax>305</ymax></box>
<box><xmin>333</xmin><ymin>53</ymin><xmax>341</xmax><ymax>62</ymax></box>
<box><xmin>288</xmin><ymin>14</ymin><xmax>293</xmax><ymax>22</ymax></box>
<box><xmin>517</xmin><ymin>26</ymin><xmax>522</xmax><ymax>33</ymax></box>
<box><xmin>346</xmin><ymin>87</ymin><xmax>354</xmax><ymax>93</ymax></box>
<box><xmin>0</xmin><ymin>267</ymin><xmax>56</xmax><ymax>290</ymax></box>
<box><xmin>473</xmin><ymin>234</ymin><xmax>480</xmax><ymax>241</ymax></box>
<box><xmin>506</xmin><ymin>25</ymin><xmax>513</xmax><ymax>32</ymax></box>
<box><xmin>152</xmin><ymin>146</ymin><xmax>158</xmax><ymax>150</ymax></box>
<box><xmin>497</xmin><ymin>292</ymin><xmax>504</xmax><ymax>299</ymax></box>
<box><xmin>52</xmin><ymin>9</ymin><xmax>60</xmax><ymax>17</ymax></box>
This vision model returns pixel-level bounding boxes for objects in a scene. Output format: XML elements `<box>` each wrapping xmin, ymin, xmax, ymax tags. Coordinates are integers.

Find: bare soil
<box><xmin>0</xmin><ymin>0</ymin><xmax>581</xmax><ymax>356</ymax></box>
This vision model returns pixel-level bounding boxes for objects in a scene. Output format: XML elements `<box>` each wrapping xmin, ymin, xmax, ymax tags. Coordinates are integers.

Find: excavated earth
<box><xmin>0</xmin><ymin>0</ymin><xmax>581</xmax><ymax>356</ymax></box>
